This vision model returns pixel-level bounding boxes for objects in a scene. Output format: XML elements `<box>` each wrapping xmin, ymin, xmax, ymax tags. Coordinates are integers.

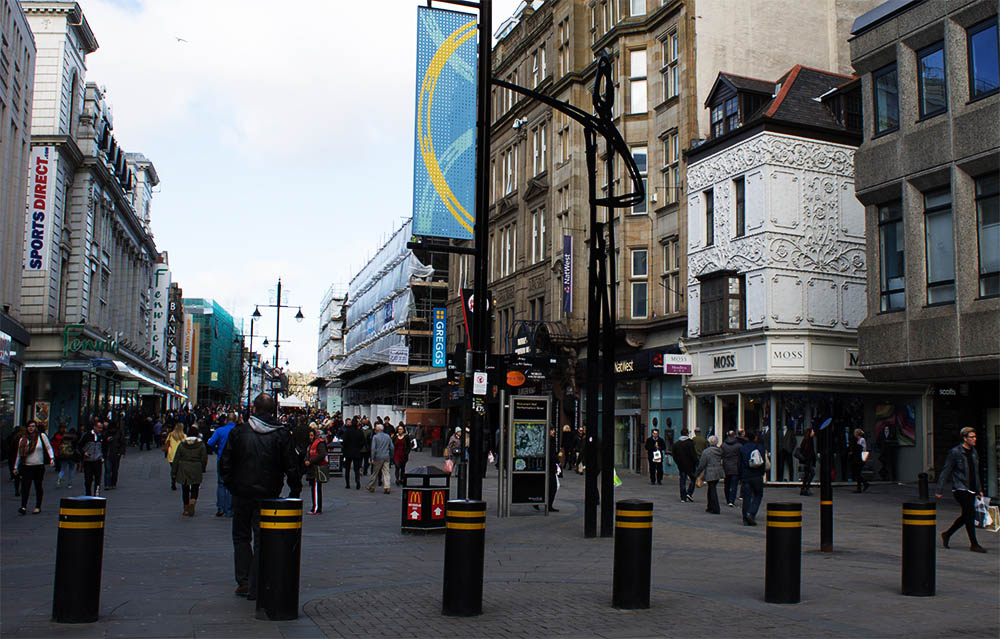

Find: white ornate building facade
<box><xmin>682</xmin><ymin>66</ymin><xmax>923</xmax><ymax>482</ymax></box>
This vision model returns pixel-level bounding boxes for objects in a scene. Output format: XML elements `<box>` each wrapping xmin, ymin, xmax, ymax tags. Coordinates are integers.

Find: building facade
<box><xmin>0</xmin><ymin>0</ymin><xmax>36</xmax><ymax>438</ymax></box>
<box><xmin>445</xmin><ymin>0</ymin><xmax>881</xmax><ymax>474</ymax></box>
<box><xmin>17</xmin><ymin>2</ymin><xmax>180</xmax><ymax>432</ymax></box>
<box><xmin>181</xmin><ymin>298</ymin><xmax>239</xmax><ymax>406</ymax></box>
<box><xmin>684</xmin><ymin>65</ymin><xmax>925</xmax><ymax>483</ymax></box>
<box><xmin>850</xmin><ymin>0</ymin><xmax>999</xmax><ymax>492</ymax></box>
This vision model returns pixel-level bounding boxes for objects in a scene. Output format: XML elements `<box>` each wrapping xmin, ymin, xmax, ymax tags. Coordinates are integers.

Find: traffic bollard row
<box><xmin>256</xmin><ymin>498</ymin><xmax>302</xmax><ymax>621</ymax></box>
<box><xmin>612</xmin><ymin>499</ymin><xmax>653</xmax><ymax>609</ymax></box>
<box><xmin>53</xmin><ymin>497</ymin><xmax>107</xmax><ymax>623</ymax></box>
<box><xmin>901</xmin><ymin>502</ymin><xmax>935</xmax><ymax>596</ymax></box>
<box><xmin>442</xmin><ymin>499</ymin><xmax>486</xmax><ymax>616</ymax></box>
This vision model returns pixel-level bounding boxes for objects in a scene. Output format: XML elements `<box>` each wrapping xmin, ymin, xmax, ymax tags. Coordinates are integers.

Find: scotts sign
<box><xmin>63</xmin><ymin>324</ymin><xmax>121</xmax><ymax>357</ymax></box>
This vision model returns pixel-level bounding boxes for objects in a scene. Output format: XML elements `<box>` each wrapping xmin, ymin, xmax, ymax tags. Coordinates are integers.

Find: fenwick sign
<box><xmin>63</xmin><ymin>324</ymin><xmax>121</xmax><ymax>358</ymax></box>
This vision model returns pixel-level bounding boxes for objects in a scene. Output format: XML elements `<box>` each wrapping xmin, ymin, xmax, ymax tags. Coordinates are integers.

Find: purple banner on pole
<box><xmin>562</xmin><ymin>235</ymin><xmax>573</xmax><ymax>314</ymax></box>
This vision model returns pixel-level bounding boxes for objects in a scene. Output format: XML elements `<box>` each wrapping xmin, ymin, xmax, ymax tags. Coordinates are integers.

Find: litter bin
<box><xmin>401</xmin><ymin>466</ymin><xmax>451</xmax><ymax>534</ymax></box>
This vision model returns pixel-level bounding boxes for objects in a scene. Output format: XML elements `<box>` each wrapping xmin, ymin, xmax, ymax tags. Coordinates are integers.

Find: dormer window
<box><xmin>711</xmin><ymin>96</ymin><xmax>739</xmax><ymax>137</ymax></box>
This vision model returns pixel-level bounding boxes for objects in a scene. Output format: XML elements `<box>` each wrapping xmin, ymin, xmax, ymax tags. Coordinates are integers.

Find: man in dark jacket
<box><xmin>219</xmin><ymin>394</ymin><xmax>301</xmax><ymax>599</ymax></box>
<box><xmin>340</xmin><ymin>418</ymin><xmax>366</xmax><ymax>490</ymax></box>
<box><xmin>720</xmin><ymin>431</ymin><xmax>742</xmax><ymax>507</ymax></box>
<box><xmin>936</xmin><ymin>427</ymin><xmax>986</xmax><ymax>553</ymax></box>
<box><xmin>738</xmin><ymin>432</ymin><xmax>767</xmax><ymax>526</ymax></box>
<box><xmin>672</xmin><ymin>429</ymin><xmax>698</xmax><ymax>502</ymax></box>
<box><xmin>644</xmin><ymin>429</ymin><xmax>667</xmax><ymax>485</ymax></box>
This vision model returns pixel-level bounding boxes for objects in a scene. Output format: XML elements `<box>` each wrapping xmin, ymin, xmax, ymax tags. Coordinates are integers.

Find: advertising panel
<box><xmin>24</xmin><ymin>146</ymin><xmax>55</xmax><ymax>272</ymax></box>
<box><xmin>562</xmin><ymin>235</ymin><xmax>573</xmax><ymax>313</ymax></box>
<box><xmin>432</xmin><ymin>307</ymin><xmax>447</xmax><ymax>367</ymax></box>
<box><xmin>411</xmin><ymin>6</ymin><xmax>478</xmax><ymax>240</ymax></box>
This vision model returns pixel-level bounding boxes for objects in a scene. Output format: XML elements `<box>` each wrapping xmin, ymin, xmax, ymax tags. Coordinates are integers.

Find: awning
<box><xmin>24</xmin><ymin>359</ymin><xmax>188</xmax><ymax>399</ymax></box>
<box><xmin>113</xmin><ymin>360</ymin><xmax>186</xmax><ymax>398</ymax></box>
<box><xmin>307</xmin><ymin>377</ymin><xmax>328</xmax><ymax>388</ymax></box>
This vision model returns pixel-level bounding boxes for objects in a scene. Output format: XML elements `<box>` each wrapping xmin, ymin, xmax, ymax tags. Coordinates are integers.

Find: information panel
<box><xmin>509</xmin><ymin>396</ymin><xmax>549</xmax><ymax>504</ymax></box>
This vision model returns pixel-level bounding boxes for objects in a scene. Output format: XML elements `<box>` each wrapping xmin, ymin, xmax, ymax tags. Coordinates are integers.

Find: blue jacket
<box><xmin>207</xmin><ymin>422</ymin><xmax>236</xmax><ymax>458</ymax></box>
<box><xmin>738</xmin><ymin>442</ymin><xmax>766</xmax><ymax>480</ymax></box>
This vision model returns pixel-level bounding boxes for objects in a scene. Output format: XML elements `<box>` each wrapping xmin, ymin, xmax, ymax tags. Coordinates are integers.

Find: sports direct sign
<box><xmin>24</xmin><ymin>146</ymin><xmax>54</xmax><ymax>272</ymax></box>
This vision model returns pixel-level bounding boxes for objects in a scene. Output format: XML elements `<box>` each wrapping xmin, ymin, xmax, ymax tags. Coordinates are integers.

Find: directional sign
<box><xmin>431</xmin><ymin>490</ymin><xmax>446</xmax><ymax>520</ymax></box>
<box><xmin>407</xmin><ymin>491</ymin><xmax>422</xmax><ymax>521</ymax></box>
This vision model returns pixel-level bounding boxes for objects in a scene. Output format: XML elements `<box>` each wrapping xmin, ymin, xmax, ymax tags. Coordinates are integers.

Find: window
<box><xmin>503</xmin><ymin>145</ymin><xmax>517</xmax><ymax>194</ymax></box>
<box><xmin>968</xmin><ymin>18</ymin><xmax>999</xmax><ymax>99</ymax></box>
<box><xmin>878</xmin><ymin>200</ymin><xmax>905</xmax><ymax>311</ymax></box>
<box><xmin>490</xmin><ymin>159</ymin><xmax>496</xmax><ymax>203</ymax></box>
<box><xmin>663</xmin><ymin>131</ymin><xmax>680</xmax><ymax>203</ymax></box>
<box><xmin>558</xmin><ymin>19</ymin><xmax>570</xmax><ymax>77</ymax></box>
<box><xmin>531</xmin><ymin>208</ymin><xmax>547</xmax><ymax>263</ymax></box>
<box><xmin>631</xmin><ymin>249</ymin><xmax>648</xmax><ymax>318</ymax></box>
<box><xmin>629</xmin><ymin>49</ymin><xmax>647</xmax><ymax>113</ymax></box>
<box><xmin>705</xmin><ymin>189</ymin><xmax>715</xmax><ymax>246</ymax></box>
<box><xmin>700</xmin><ymin>273</ymin><xmax>744</xmax><ymax>335</ymax></box>
<box><xmin>917</xmin><ymin>42</ymin><xmax>947</xmax><ymax>117</ymax></box>
<box><xmin>662</xmin><ymin>31</ymin><xmax>679</xmax><ymax>100</ymax></box>
<box><xmin>489</xmin><ymin>234</ymin><xmax>495</xmax><ymax>281</ymax></box>
<box><xmin>924</xmin><ymin>189</ymin><xmax>955</xmax><ymax>304</ymax></box>
<box><xmin>725</xmin><ymin>96</ymin><xmax>739</xmax><ymax>131</ymax></box>
<box><xmin>532</xmin><ymin>125</ymin><xmax>547</xmax><ymax>175</ymax></box>
<box><xmin>532</xmin><ymin>50</ymin><xmax>540</xmax><ymax>87</ymax></box>
<box><xmin>873</xmin><ymin>63</ymin><xmax>899</xmax><ymax>134</ymax></box>
<box><xmin>630</xmin><ymin>0</ymin><xmax>645</xmax><ymax>16</ymax></box>
<box><xmin>734</xmin><ymin>177</ymin><xmax>745</xmax><ymax>237</ymax></box>
<box><xmin>632</xmin><ymin>146</ymin><xmax>647</xmax><ymax>214</ymax></box>
<box><xmin>663</xmin><ymin>237</ymin><xmax>682</xmax><ymax>313</ymax></box>
<box><xmin>711</xmin><ymin>103</ymin><xmax>724</xmax><ymax>138</ymax></box>
<box><xmin>976</xmin><ymin>173</ymin><xmax>999</xmax><ymax>297</ymax></box>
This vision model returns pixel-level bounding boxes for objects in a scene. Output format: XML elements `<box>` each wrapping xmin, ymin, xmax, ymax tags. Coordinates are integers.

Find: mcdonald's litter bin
<box><xmin>401</xmin><ymin>466</ymin><xmax>451</xmax><ymax>534</ymax></box>
<box><xmin>327</xmin><ymin>440</ymin><xmax>342</xmax><ymax>476</ymax></box>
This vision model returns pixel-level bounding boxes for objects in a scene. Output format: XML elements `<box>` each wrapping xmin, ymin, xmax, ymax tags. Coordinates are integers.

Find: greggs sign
<box><xmin>24</xmin><ymin>147</ymin><xmax>54</xmax><ymax>272</ymax></box>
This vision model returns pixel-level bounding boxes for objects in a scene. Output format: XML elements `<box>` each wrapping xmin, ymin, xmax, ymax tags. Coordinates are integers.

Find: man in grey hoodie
<box><xmin>366</xmin><ymin>424</ymin><xmax>393</xmax><ymax>494</ymax></box>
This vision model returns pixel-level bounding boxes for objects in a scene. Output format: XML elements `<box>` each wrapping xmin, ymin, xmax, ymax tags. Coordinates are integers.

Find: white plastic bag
<box><xmin>974</xmin><ymin>495</ymin><xmax>991</xmax><ymax>528</ymax></box>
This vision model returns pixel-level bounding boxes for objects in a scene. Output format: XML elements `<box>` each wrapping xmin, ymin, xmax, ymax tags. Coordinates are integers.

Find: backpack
<box><xmin>59</xmin><ymin>438</ymin><xmax>74</xmax><ymax>458</ymax></box>
<box><xmin>748</xmin><ymin>447</ymin><xmax>765</xmax><ymax>469</ymax></box>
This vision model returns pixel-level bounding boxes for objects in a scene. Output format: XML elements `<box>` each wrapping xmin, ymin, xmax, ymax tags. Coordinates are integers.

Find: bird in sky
<box><xmin>175</xmin><ymin>36</ymin><xmax>188</xmax><ymax>43</ymax></box>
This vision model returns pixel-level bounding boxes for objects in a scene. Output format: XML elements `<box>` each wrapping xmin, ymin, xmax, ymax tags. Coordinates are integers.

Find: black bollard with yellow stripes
<box><xmin>256</xmin><ymin>498</ymin><xmax>302</xmax><ymax>621</ymax></box>
<box><xmin>765</xmin><ymin>502</ymin><xmax>802</xmax><ymax>604</ymax></box>
<box><xmin>442</xmin><ymin>499</ymin><xmax>486</xmax><ymax>616</ymax></box>
<box><xmin>612</xmin><ymin>499</ymin><xmax>653</xmax><ymax>609</ymax></box>
<box><xmin>901</xmin><ymin>502</ymin><xmax>935</xmax><ymax>596</ymax></box>
<box><xmin>52</xmin><ymin>496</ymin><xmax>107</xmax><ymax>623</ymax></box>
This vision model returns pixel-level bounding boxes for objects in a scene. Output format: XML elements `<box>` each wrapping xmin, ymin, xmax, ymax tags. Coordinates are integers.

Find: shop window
<box><xmin>700</xmin><ymin>272</ymin><xmax>744</xmax><ymax>335</ymax></box>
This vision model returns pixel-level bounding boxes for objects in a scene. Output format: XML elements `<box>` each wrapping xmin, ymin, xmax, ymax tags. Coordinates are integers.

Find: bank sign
<box><xmin>24</xmin><ymin>146</ymin><xmax>54</xmax><ymax>272</ymax></box>
<box><xmin>411</xmin><ymin>6</ymin><xmax>478</xmax><ymax>240</ymax></box>
<box><xmin>432</xmin><ymin>307</ymin><xmax>447</xmax><ymax>367</ymax></box>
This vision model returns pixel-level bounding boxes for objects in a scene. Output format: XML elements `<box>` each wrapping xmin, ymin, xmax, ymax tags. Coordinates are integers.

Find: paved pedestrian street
<box><xmin>2</xmin><ymin>448</ymin><xmax>997</xmax><ymax>638</ymax></box>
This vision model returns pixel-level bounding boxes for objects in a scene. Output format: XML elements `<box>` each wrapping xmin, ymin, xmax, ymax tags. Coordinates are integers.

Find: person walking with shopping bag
<box><xmin>937</xmin><ymin>427</ymin><xmax>987</xmax><ymax>553</ymax></box>
<box><xmin>13</xmin><ymin>420</ymin><xmax>55</xmax><ymax>514</ymax></box>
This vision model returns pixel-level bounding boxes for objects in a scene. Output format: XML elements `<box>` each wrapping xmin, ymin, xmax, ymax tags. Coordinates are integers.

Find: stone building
<box><xmin>683</xmin><ymin>65</ymin><xmax>918</xmax><ymax>483</ymax></box>
<box><xmin>0</xmin><ymin>0</ymin><xmax>36</xmax><ymax>437</ymax></box>
<box><xmin>17</xmin><ymin>1</ymin><xmax>180</xmax><ymax>431</ymax></box>
<box><xmin>849</xmin><ymin>0</ymin><xmax>999</xmax><ymax>492</ymax></box>
<box><xmin>444</xmin><ymin>0</ymin><xmax>880</xmax><ymax>474</ymax></box>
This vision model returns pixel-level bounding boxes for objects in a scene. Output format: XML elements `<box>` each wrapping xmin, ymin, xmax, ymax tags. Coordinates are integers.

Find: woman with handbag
<box><xmin>694</xmin><ymin>435</ymin><xmax>724</xmax><ymax>514</ymax></box>
<box><xmin>305</xmin><ymin>427</ymin><xmax>328</xmax><ymax>514</ymax></box>
<box><xmin>13</xmin><ymin>420</ymin><xmax>55</xmax><ymax>515</ymax></box>
<box><xmin>392</xmin><ymin>425</ymin><xmax>411</xmax><ymax>486</ymax></box>
<box><xmin>796</xmin><ymin>428</ymin><xmax>817</xmax><ymax>496</ymax></box>
<box><xmin>445</xmin><ymin>427</ymin><xmax>463</xmax><ymax>475</ymax></box>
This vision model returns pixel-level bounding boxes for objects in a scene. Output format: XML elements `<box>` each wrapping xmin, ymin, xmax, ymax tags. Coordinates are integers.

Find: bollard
<box><xmin>901</xmin><ymin>502</ymin><xmax>935</xmax><ymax>596</ymax></box>
<box><xmin>256</xmin><ymin>498</ymin><xmax>302</xmax><ymax>621</ymax></box>
<box><xmin>612</xmin><ymin>499</ymin><xmax>653</xmax><ymax>609</ymax></box>
<box><xmin>442</xmin><ymin>499</ymin><xmax>486</xmax><ymax>616</ymax></box>
<box><xmin>53</xmin><ymin>496</ymin><xmax>107</xmax><ymax>623</ymax></box>
<box><xmin>765</xmin><ymin>502</ymin><xmax>802</xmax><ymax>604</ymax></box>
<box><xmin>819</xmin><ymin>423</ymin><xmax>833</xmax><ymax>552</ymax></box>
<box><xmin>918</xmin><ymin>473</ymin><xmax>929</xmax><ymax>500</ymax></box>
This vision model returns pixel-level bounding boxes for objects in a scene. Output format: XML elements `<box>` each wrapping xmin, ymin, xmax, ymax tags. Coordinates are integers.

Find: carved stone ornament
<box><xmin>687</xmin><ymin>135</ymin><xmax>855</xmax><ymax>192</ymax></box>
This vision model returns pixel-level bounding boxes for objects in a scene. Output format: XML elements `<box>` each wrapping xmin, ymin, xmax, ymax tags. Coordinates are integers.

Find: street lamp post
<box><xmin>254</xmin><ymin>278</ymin><xmax>304</xmax><ymax>399</ymax></box>
<box><xmin>239</xmin><ymin>310</ymin><xmax>268</xmax><ymax>414</ymax></box>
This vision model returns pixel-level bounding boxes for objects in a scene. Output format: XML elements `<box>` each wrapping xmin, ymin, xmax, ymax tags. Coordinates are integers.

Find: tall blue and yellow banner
<box><xmin>412</xmin><ymin>6</ymin><xmax>478</xmax><ymax>241</ymax></box>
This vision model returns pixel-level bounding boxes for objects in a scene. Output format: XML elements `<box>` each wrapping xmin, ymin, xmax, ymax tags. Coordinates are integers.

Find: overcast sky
<box><xmin>80</xmin><ymin>0</ymin><xmax>523</xmax><ymax>374</ymax></box>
